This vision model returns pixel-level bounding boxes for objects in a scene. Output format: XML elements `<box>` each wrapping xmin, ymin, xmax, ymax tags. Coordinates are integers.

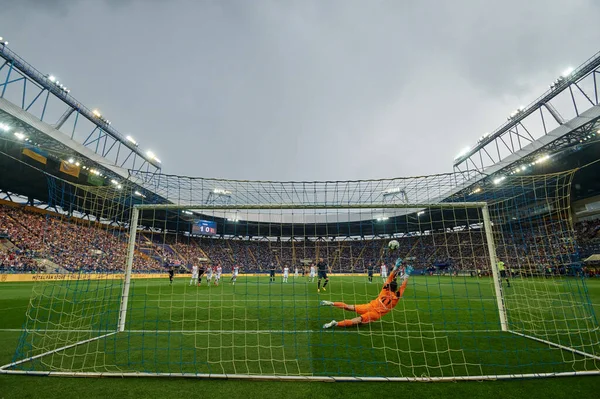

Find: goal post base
<box><xmin>1</xmin><ymin>369</ymin><xmax>599</xmax><ymax>382</ymax></box>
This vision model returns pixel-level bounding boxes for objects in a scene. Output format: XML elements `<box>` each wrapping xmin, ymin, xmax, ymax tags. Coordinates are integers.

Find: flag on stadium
<box><xmin>21</xmin><ymin>146</ymin><xmax>47</xmax><ymax>165</ymax></box>
<box><xmin>59</xmin><ymin>160</ymin><xmax>80</xmax><ymax>178</ymax></box>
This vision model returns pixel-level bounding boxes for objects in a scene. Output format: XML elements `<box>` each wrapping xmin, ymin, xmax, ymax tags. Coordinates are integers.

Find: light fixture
<box><xmin>14</xmin><ymin>132</ymin><xmax>25</xmax><ymax>140</ymax></box>
<box><xmin>493</xmin><ymin>176</ymin><xmax>506</xmax><ymax>185</ymax></box>
<box><xmin>454</xmin><ymin>146</ymin><xmax>471</xmax><ymax>160</ymax></box>
<box><xmin>126</xmin><ymin>135</ymin><xmax>138</xmax><ymax>146</ymax></box>
<box><xmin>417</xmin><ymin>211</ymin><xmax>425</xmax><ymax>216</ymax></box>
<box><xmin>534</xmin><ymin>154</ymin><xmax>550</xmax><ymax>164</ymax></box>
<box><xmin>92</xmin><ymin>109</ymin><xmax>102</xmax><ymax>118</ymax></box>
<box><xmin>68</xmin><ymin>158</ymin><xmax>74</xmax><ymax>164</ymax></box>
<box><xmin>561</xmin><ymin>67</ymin><xmax>574</xmax><ymax>78</ymax></box>
<box><xmin>75</xmin><ymin>162</ymin><xmax>80</xmax><ymax>167</ymax></box>
<box><xmin>48</xmin><ymin>75</ymin><xmax>57</xmax><ymax>83</ymax></box>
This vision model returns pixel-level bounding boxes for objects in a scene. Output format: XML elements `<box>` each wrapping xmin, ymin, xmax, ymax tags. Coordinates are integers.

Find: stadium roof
<box><xmin>1</xmin><ymin>44</ymin><xmax>600</xmax><ymax>235</ymax></box>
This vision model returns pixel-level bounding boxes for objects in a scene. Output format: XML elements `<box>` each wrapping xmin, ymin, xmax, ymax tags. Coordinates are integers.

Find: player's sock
<box><xmin>323</xmin><ymin>320</ymin><xmax>338</xmax><ymax>329</ymax></box>
<box><xmin>336</xmin><ymin>319</ymin><xmax>357</xmax><ymax>328</ymax></box>
<box><xmin>323</xmin><ymin>280</ymin><xmax>328</xmax><ymax>288</ymax></box>
<box><xmin>318</xmin><ymin>280</ymin><xmax>321</xmax><ymax>289</ymax></box>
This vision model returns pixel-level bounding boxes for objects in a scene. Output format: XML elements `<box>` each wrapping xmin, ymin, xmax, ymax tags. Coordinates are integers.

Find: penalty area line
<box><xmin>0</xmin><ymin>328</ymin><xmax>506</xmax><ymax>334</ymax></box>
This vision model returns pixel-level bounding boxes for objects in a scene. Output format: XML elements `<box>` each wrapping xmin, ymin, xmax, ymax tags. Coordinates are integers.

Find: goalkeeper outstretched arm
<box><xmin>322</xmin><ymin>259</ymin><xmax>412</xmax><ymax>329</ymax></box>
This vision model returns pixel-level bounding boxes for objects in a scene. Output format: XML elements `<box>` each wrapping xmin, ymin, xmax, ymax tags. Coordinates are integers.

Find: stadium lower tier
<box><xmin>1</xmin><ymin>203</ymin><xmax>600</xmax><ymax>276</ymax></box>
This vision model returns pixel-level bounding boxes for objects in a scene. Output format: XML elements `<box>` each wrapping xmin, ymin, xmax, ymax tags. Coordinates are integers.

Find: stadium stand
<box><xmin>1</xmin><ymin>202</ymin><xmax>598</xmax><ymax>277</ymax></box>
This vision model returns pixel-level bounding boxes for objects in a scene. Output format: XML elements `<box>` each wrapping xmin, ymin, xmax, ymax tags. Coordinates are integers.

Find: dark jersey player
<box><xmin>317</xmin><ymin>257</ymin><xmax>330</xmax><ymax>293</ymax></box>
<box><xmin>269</xmin><ymin>263</ymin><xmax>277</xmax><ymax>282</ymax></box>
<box><xmin>367</xmin><ymin>262</ymin><xmax>374</xmax><ymax>283</ymax></box>
<box><xmin>197</xmin><ymin>264</ymin><xmax>205</xmax><ymax>286</ymax></box>
<box><xmin>168</xmin><ymin>267</ymin><xmax>175</xmax><ymax>285</ymax></box>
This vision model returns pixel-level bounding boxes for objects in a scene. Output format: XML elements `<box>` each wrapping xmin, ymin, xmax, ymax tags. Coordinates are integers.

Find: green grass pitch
<box><xmin>1</xmin><ymin>275</ymin><xmax>599</xmax><ymax>398</ymax></box>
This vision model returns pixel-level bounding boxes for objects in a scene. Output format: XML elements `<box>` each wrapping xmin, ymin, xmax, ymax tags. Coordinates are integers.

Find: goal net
<box><xmin>2</xmin><ymin>170</ymin><xmax>599</xmax><ymax>380</ymax></box>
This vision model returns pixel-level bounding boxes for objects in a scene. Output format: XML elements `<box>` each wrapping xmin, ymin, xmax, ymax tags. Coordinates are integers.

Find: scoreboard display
<box><xmin>192</xmin><ymin>220</ymin><xmax>217</xmax><ymax>236</ymax></box>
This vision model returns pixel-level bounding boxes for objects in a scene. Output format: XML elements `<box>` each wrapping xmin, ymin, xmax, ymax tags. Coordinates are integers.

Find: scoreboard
<box><xmin>192</xmin><ymin>220</ymin><xmax>217</xmax><ymax>236</ymax></box>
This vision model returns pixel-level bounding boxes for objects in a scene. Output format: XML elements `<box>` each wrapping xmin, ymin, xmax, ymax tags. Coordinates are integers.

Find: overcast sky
<box><xmin>2</xmin><ymin>0</ymin><xmax>599</xmax><ymax>181</ymax></box>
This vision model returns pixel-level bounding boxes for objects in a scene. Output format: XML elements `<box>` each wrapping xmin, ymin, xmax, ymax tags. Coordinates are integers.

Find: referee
<box><xmin>497</xmin><ymin>260</ymin><xmax>510</xmax><ymax>288</ymax></box>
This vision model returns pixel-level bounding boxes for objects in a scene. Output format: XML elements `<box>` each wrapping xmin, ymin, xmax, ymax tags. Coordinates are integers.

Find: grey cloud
<box><xmin>1</xmin><ymin>0</ymin><xmax>599</xmax><ymax>181</ymax></box>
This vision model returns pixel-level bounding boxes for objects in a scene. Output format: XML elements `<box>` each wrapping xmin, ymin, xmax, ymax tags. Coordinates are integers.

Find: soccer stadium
<box><xmin>1</xmin><ymin>5</ymin><xmax>600</xmax><ymax>399</ymax></box>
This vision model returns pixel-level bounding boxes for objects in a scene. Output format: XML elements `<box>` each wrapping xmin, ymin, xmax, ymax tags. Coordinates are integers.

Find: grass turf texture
<box><xmin>0</xmin><ymin>276</ymin><xmax>599</xmax><ymax>398</ymax></box>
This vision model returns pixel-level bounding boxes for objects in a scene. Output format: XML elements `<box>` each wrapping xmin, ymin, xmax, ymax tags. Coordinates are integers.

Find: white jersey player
<box><xmin>214</xmin><ymin>265</ymin><xmax>222</xmax><ymax>286</ymax></box>
<box><xmin>381</xmin><ymin>262</ymin><xmax>388</xmax><ymax>281</ymax></box>
<box><xmin>283</xmin><ymin>265</ymin><xmax>290</xmax><ymax>283</ymax></box>
<box><xmin>294</xmin><ymin>266</ymin><xmax>299</xmax><ymax>279</ymax></box>
<box><xmin>231</xmin><ymin>265</ymin><xmax>240</xmax><ymax>285</ymax></box>
<box><xmin>206</xmin><ymin>266</ymin><xmax>214</xmax><ymax>285</ymax></box>
<box><xmin>190</xmin><ymin>265</ymin><xmax>199</xmax><ymax>286</ymax></box>
<box><xmin>309</xmin><ymin>264</ymin><xmax>316</xmax><ymax>282</ymax></box>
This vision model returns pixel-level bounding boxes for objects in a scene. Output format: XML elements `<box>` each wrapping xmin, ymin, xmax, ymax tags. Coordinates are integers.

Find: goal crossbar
<box><xmin>132</xmin><ymin>202</ymin><xmax>489</xmax><ymax>211</ymax></box>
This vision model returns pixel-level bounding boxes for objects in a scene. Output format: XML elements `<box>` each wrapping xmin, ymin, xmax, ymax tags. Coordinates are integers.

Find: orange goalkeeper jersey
<box><xmin>368</xmin><ymin>267</ymin><xmax>405</xmax><ymax>314</ymax></box>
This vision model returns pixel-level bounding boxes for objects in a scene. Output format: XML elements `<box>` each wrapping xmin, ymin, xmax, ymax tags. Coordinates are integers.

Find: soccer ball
<box><xmin>388</xmin><ymin>240</ymin><xmax>400</xmax><ymax>250</ymax></box>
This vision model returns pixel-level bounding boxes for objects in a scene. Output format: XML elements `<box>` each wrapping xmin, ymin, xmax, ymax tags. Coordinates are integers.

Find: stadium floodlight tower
<box><xmin>206</xmin><ymin>188</ymin><xmax>232</xmax><ymax>205</ymax></box>
<box><xmin>382</xmin><ymin>187</ymin><xmax>409</xmax><ymax>203</ymax></box>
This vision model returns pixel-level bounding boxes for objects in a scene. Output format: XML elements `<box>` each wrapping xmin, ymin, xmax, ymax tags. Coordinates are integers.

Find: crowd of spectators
<box><xmin>1</xmin><ymin>203</ymin><xmax>599</xmax><ymax>277</ymax></box>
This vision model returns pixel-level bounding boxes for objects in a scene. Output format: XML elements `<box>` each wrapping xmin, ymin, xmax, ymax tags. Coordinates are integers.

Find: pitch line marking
<box><xmin>0</xmin><ymin>328</ymin><xmax>507</xmax><ymax>334</ymax></box>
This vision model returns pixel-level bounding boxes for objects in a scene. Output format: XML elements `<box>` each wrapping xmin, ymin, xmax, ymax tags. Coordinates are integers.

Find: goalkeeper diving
<box><xmin>321</xmin><ymin>258</ymin><xmax>413</xmax><ymax>329</ymax></box>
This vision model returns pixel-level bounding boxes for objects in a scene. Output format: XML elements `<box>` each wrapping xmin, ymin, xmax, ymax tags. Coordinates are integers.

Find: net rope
<box><xmin>3</xmin><ymin>169</ymin><xmax>599</xmax><ymax>378</ymax></box>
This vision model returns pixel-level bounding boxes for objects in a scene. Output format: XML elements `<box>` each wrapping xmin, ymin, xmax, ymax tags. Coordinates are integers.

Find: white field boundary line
<box><xmin>0</xmin><ymin>328</ymin><xmax>507</xmax><ymax>334</ymax></box>
<box><xmin>4</xmin><ymin>328</ymin><xmax>597</xmax><ymax>334</ymax></box>
<box><xmin>1</xmin><ymin>370</ymin><xmax>600</xmax><ymax>381</ymax></box>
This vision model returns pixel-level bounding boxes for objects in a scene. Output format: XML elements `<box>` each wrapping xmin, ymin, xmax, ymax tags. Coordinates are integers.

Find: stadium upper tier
<box><xmin>1</xmin><ymin>44</ymin><xmax>600</xmax><ymax>230</ymax></box>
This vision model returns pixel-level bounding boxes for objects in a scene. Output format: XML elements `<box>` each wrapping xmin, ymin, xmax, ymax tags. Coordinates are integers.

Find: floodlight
<box><xmin>417</xmin><ymin>211</ymin><xmax>425</xmax><ymax>216</ymax></box>
<box><xmin>68</xmin><ymin>158</ymin><xmax>74</xmax><ymax>164</ymax></box>
<box><xmin>535</xmin><ymin>154</ymin><xmax>550</xmax><ymax>164</ymax></box>
<box><xmin>493</xmin><ymin>176</ymin><xmax>506</xmax><ymax>185</ymax></box>
<box><xmin>454</xmin><ymin>146</ymin><xmax>471</xmax><ymax>160</ymax></box>
<box><xmin>146</xmin><ymin>150</ymin><xmax>155</xmax><ymax>159</ymax></box>
<box><xmin>561</xmin><ymin>67</ymin><xmax>574</xmax><ymax>78</ymax></box>
<box><xmin>48</xmin><ymin>75</ymin><xmax>56</xmax><ymax>83</ymax></box>
<box><xmin>75</xmin><ymin>162</ymin><xmax>80</xmax><ymax>166</ymax></box>
<box><xmin>92</xmin><ymin>109</ymin><xmax>102</xmax><ymax>118</ymax></box>
<box><xmin>14</xmin><ymin>132</ymin><xmax>25</xmax><ymax>140</ymax></box>
<box><xmin>125</xmin><ymin>135</ymin><xmax>138</xmax><ymax>146</ymax></box>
